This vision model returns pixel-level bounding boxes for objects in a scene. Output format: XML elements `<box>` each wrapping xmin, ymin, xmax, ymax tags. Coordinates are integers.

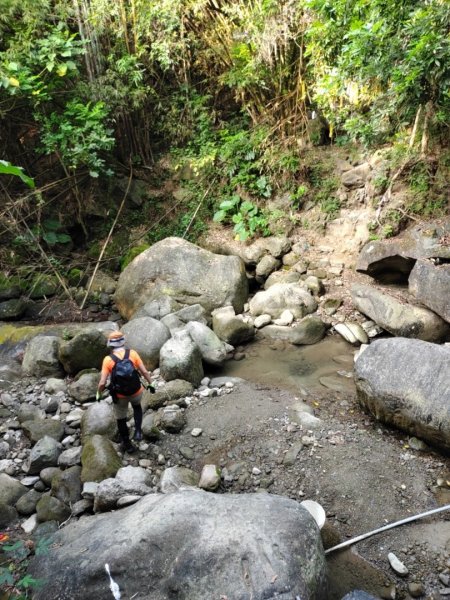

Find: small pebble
<box><xmin>388</xmin><ymin>552</ymin><xmax>409</xmax><ymax>576</ymax></box>
<box><xmin>408</xmin><ymin>582</ymin><xmax>425</xmax><ymax>598</ymax></box>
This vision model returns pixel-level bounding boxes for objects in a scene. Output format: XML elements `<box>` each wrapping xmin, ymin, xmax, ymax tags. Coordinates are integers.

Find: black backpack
<box><xmin>109</xmin><ymin>349</ymin><xmax>141</xmax><ymax>396</ymax></box>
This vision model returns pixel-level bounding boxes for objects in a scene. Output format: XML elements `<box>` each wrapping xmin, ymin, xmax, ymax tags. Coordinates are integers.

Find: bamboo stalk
<box><xmin>409</xmin><ymin>104</ymin><xmax>422</xmax><ymax>149</ymax></box>
<box><xmin>420</xmin><ymin>101</ymin><xmax>433</xmax><ymax>156</ymax></box>
<box><xmin>119</xmin><ymin>0</ymin><xmax>130</xmax><ymax>54</ymax></box>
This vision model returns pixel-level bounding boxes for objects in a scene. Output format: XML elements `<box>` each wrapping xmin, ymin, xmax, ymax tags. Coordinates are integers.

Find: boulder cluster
<box><xmin>351</xmin><ymin>220</ymin><xmax>450</xmax><ymax>452</ymax></box>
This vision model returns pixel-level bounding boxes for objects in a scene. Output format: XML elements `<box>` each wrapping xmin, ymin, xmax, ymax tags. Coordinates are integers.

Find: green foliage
<box><xmin>307</xmin><ymin>0</ymin><xmax>450</xmax><ymax>146</ymax></box>
<box><xmin>120</xmin><ymin>244</ymin><xmax>150</xmax><ymax>270</ymax></box>
<box><xmin>39</xmin><ymin>100</ymin><xmax>115</xmax><ymax>176</ymax></box>
<box><xmin>408</xmin><ymin>161</ymin><xmax>431</xmax><ymax>194</ymax></box>
<box><xmin>290</xmin><ymin>184</ymin><xmax>308</xmax><ymax>209</ymax></box>
<box><xmin>13</xmin><ymin>219</ymin><xmax>71</xmax><ymax>247</ymax></box>
<box><xmin>0</xmin><ymin>160</ymin><xmax>35</xmax><ymax>188</ymax></box>
<box><xmin>0</xmin><ymin>23</ymin><xmax>84</xmax><ymax>102</ymax></box>
<box><xmin>217</xmin><ymin>126</ymin><xmax>272</xmax><ymax>198</ymax></box>
<box><xmin>319</xmin><ymin>196</ymin><xmax>341</xmax><ymax>218</ymax></box>
<box><xmin>0</xmin><ymin>535</ymin><xmax>49</xmax><ymax>598</ymax></box>
<box><xmin>213</xmin><ymin>194</ymin><xmax>270</xmax><ymax>241</ymax></box>
<box><xmin>67</xmin><ymin>268</ymin><xmax>83</xmax><ymax>286</ymax></box>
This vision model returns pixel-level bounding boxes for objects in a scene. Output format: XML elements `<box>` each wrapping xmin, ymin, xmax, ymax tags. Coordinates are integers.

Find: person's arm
<box><xmin>98</xmin><ymin>358</ymin><xmax>110</xmax><ymax>393</ymax></box>
<box><xmin>133</xmin><ymin>351</ymin><xmax>153</xmax><ymax>386</ymax></box>
<box><xmin>137</xmin><ymin>361</ymin><xmax>153</xmax><ymax>385</ymax></box>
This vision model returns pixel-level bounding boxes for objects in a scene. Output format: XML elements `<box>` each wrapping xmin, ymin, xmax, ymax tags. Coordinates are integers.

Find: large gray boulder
<box><xmin>356</xmin><ymin>219</ymin><xmax>450</xmax><ymax>282</ymax></box>
<box><xmin>354</xmin><ymin>338</ymin><xmax>450</xmax><ymax>452</ymax></box>
<box><xmin>51</xmin><ymin>466</ymin><xmax>82</xmax><ymax>505</ymax></box>
<box><xmin>58</xmin><ymin>329</ymin><xmax>109</xmax><ymax>375</ymax></box>
<box><xmin>0</xmin><ymin>473</ymin><xmax>28</xmax><ymax>505</ymax></box>
<box><xmin>351</xmin><ymin>283</ymin><xmax>449</xmax><ymax>342</ymax></box>
<box><xmin>211</xmin><ymin>306</ymin><xmax>255</xmax><ymax>345</ymax></box>
<box><xmin>260</xmin><ymin>317</ymin><xmax>327</xmax><ymax>345</ymax></box>
<box><xmin>122</xmin><ymin>317</ymin><xmax>171</xmax><ymax>370</ymax></box>
<box><xmin>81</xmin><ymin>402</ymin><xmax>117</xmax><ymax>441</ymax></box>
<box><xmin>21</xmin><ymin>419</ymin><xmax>64</xmax><ymax>443</ymax></box>
<box><xmin>409</xmin><ymin>260</ymin><xmax>450</xmax><ymax>323</ymax></box>
<box><xmin>27</xmin><ymin>435</ymin><xmax>62</xmax><ymax>475</ymax></box>
<box><xmin>22</xmin><ymin>335</ymin><xmax>63</xmax><ymax>378</ymax></box>
<box><xmin>28</xmin><ymin>491</ymin><xmax>327</xmax><ymax>600</ymax></box>
<box><xmin>184</xmin><ymin>321</ymin><xmax>228</xmax><ymax>366</ymax></box>
<box><xmin>114</xmin><ymin>237</ymin><xmax>249</xmax><ymax>320</ymax></box>
<box><xmin>249</xmin><ymin>283</ymin><xmax>317</xmax><ymax>319</ymax></box>
<box><xmin>68</xmin><ymin>372</ymin><xmax>100</xmax><ymax>404</ymax></box>
<box><xmin>160</xmin><ymin>330</ymin><xmax>204</xmax><ymax>386</ymax></box>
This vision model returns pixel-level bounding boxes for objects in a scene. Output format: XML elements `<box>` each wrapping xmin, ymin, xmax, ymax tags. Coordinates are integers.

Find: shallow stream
<box><xmin>220</xmin><ymin>335</ymin><xmax>357</xmax><ymax>396</ymax></box>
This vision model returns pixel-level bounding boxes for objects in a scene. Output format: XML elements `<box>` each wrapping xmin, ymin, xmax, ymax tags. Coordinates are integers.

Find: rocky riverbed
<box><xmin>1</xmin><ymin>334</ymin><xmax>449</xmax><ymax>599</ymax></box>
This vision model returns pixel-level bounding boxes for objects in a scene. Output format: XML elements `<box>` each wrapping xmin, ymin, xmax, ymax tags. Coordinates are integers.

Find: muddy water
<box><xmin>220</xmin><ymin>335</ymin><xmax>357</xmax><ymax>396</ymax></box>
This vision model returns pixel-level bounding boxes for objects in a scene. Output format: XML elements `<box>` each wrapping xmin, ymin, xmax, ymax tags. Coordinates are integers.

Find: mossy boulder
<box><xmin>28</xmin><ymin>274</ymin><xmax>60</xmax><ymax>299</ymax></box>
<box><xmin>0</xmin><ymin>298</ymin><xmax>27</xmax><ymax>320</ymax></box>
<box><xmin>22</xmin><ymin>419</ymin><xmax>65</xmax><ymax>444</ymax></box>
<box><xmin>51</xmin><ymin>466</ymin><xmax>82</xmax><ymax>505</ymax></box>
<box><xmin>115</xmin><ymin>237</ymin><xmax>248</xmax><ymax>320</ymax></box>
<box><xmin>0</xmin><ymin>273</ymin><xmax>27</xmax><ymax>299</ymax></box>
<box><xmin>36</xmin><ymin>495</ymin><xmax>71</xmax><ymax>524</ymax></box>
<box><xmin>59</xmin><ymin>329</ymin><xmax>109</xmax><ymax>375</ymax></box>
<box><xmin>81</xmin><ymin>435</ymin><xmax>122</xmax><ymax>483</ymax></box>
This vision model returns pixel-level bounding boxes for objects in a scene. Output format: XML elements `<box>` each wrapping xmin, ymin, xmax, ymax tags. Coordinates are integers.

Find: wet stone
<box><xmin>179</xmin><ymin>447</ymin><xmax>194</xmax><ymax>460</ymax></box>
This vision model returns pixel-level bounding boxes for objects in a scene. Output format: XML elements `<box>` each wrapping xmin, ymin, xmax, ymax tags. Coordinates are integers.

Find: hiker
<box><xmin>96</xmin><ymin>331</ymin><xmax>154</xmax><ymax>453</ymax></box>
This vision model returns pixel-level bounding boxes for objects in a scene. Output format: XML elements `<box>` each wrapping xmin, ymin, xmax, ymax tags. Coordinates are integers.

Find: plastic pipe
<box><xmin>325</xmin><ymin>503</ymin><xmax>450</xmax><ymax>555</ymax></box>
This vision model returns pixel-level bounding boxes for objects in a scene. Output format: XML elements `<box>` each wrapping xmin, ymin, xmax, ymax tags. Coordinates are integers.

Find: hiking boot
<box><xmin>133</xmin><ymin>429</ymin><xmax>143</xmax><ymax>442</ymax></box>
<box><xmin>122</xmin><ymin>440</ymin><xmax>137</xmax><ymax>454</ymax></box>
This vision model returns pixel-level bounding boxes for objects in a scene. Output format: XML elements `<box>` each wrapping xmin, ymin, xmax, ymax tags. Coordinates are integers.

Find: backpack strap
<box><xmin>110</xmin><ymin>349</ymin><xmax>130</xmax><ymax>364</ymax></box>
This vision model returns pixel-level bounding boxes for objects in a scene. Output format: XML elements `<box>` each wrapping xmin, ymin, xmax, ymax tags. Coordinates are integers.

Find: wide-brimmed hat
<box><xmin>107</xmin><ymin>331</ymin><xmax>125</xmax><ymax>348</ymax></box>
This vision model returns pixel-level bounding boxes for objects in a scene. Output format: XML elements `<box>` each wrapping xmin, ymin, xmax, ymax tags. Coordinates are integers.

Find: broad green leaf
<box><xmin>57</xmin><ymin>63</ymin><xmax>68</xmax><ymax>77</ymax></box>
<box><xmin>56</xmin><ymin>233</ymin><xmax>72</xmax><ymax>244</ymax></box>
<box><xmin>213</xmin><ymin>210</ymin><xmax>226</xmax><ymax>222</ymax></box>
<box><xmin>43</xmin><ymin>218</ymin><xmax>61</xmax><ymax>231</ymax></box>
<box><xmin>219</xmin><ymin>199</ymin><xmax>237</xmax><ymax>210</ymax></box>
<box><xmin>0</xmin><ymin>161</ymin><xmax>35</xmax><ymax>188</ymax></box>
<box><xmin>43</xmin><ymin>231</ymin><xmax>58</xmax><ymax>245</ymax></box>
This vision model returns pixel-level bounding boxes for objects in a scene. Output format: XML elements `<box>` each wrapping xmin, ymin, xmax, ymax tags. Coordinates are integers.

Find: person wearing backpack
<box><xmin>96</xmin><ymin>331</ymin><xmax>154</xmax><ymax>454</ymax></box>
